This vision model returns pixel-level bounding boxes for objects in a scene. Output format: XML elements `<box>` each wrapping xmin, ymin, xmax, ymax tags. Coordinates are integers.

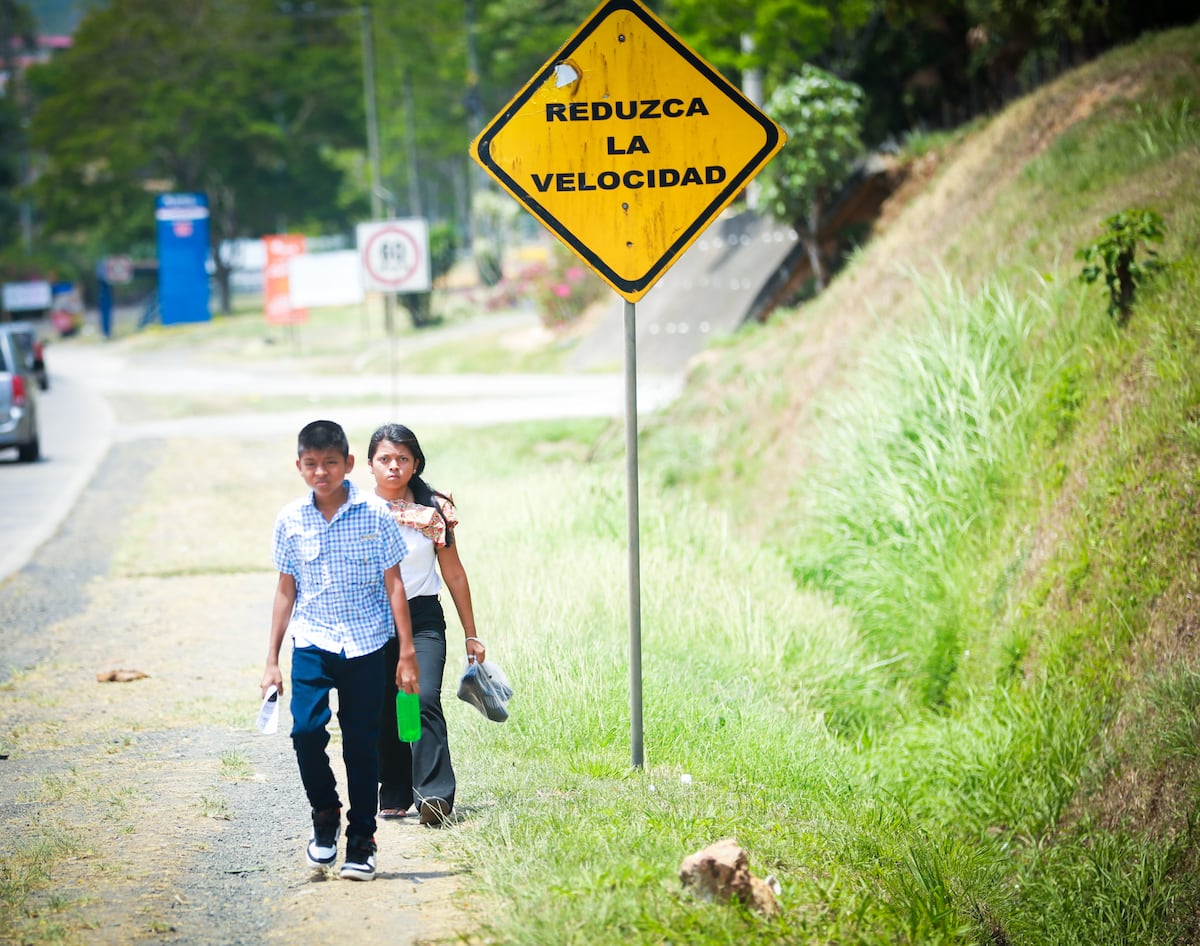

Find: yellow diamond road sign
<box><xmin>469</xmin><ymin>0</ymin><xmax>786</xmax><ymax>303</ymax></box>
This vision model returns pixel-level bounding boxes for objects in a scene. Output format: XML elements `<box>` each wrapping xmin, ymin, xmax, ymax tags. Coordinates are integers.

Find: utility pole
<box><xmin>403</xmin><ymin>68</ymin><xmax>422</xmax><ymax>217</ymax></box>
<box><xmin>361</xmin><ymin>5</ymin><xmax>384</xmax><ymax>221</ymax></box>
<box><xmin>464</xmin><ymin>0</ymin><xmax>485</xmax><ymax>245</ymax></box>
<box><xmin>357</xmin><ymin>4</ymin><xmax>397</xmax><ymax>334</ymax></box>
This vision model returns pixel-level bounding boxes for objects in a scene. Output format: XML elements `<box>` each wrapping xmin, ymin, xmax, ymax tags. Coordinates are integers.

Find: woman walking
<box><xmin>367</xmin><ymin>423</ymin><xmax>486</xmax><ymax>826</ymax></box>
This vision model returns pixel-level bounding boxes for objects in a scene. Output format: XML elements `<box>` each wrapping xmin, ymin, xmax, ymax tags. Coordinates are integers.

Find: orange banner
<box><xmin>263</xmin><ymin>234</ymin><xmax>308</xmax><ymax>325</ymax></box>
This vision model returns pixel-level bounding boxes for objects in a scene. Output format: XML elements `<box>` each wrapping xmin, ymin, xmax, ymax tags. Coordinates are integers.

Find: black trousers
<box><xmin>378</xmin><ymin>595</ymin><xmax>456</xmax><ymax>811</ymax></box>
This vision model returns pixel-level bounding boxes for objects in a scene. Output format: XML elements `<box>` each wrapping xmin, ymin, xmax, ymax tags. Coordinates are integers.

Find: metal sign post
<box><xmin>469</xmin><ymin>0</ymin><xmax>785</xmax><ymax>769</ymax></box>
<box><xmin>623</xmin><ymin>299</ymin><xmax>644</xmax><ymax>767</ymax></box>
<box><xmin>357</xmin><ymin>218</ymin><xmax>432</xmax><ymax>415</ymax></box>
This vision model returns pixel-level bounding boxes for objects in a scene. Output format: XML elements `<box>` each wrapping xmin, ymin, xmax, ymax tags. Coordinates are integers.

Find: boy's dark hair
<box><xmin>297</xmin><ymin>420</ymin><xmax>350</xmax><ymax>458</ymax></box>
<box><xmin>367</xmin><ymin>422</ymin><xmax>454</xmax><ymax>545</ymax></box>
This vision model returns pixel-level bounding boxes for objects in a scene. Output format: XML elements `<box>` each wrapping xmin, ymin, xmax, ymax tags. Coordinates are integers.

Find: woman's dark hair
<box><xmin>367</xmin><ymin>423</ymin><xmax>453</xmax><ymax>544</ymax></box>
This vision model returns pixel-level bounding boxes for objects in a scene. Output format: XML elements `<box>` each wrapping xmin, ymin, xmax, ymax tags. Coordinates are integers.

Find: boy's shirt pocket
<box><xmin>296</xmin><ymin>533</ymin><xmax>321</xmax><ymax>564</ymax></box>
<box><xmin>339</xmin><ymin>533</ymin><xmax>386</xmax><ymax>587</ymax></box>
<box><xmin>286</xmin><ymin>528</ymin><xmax>326</xmax><ymax>592</ymax></box>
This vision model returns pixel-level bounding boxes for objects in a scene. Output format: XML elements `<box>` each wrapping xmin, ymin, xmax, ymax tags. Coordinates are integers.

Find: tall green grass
<box><xmin>437</xmin><ymin>430</ymin><xmax>1031</xmax><ymax>943</ymax></box>
<box><xmin>400</xmin><ymin>27</ymin><xmax>1200</xmax><ymax>942</ymax></box>
<box><xmin>446</xmin><ymin>454</ymin><xmax>1003</xmax><ymax>943</ymax></box>
<box><xmin>781</xmin><ymin>270</ymin><xmax>1098</xmax><ymax>710</ymax></box>
<box><xmin>435</xmin><ymin>238</ymin><xmax>1198</xmax><ymax>943</ymax></box>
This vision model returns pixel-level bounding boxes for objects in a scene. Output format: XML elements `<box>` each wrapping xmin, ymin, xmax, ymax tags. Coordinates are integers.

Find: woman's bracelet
<box><xmin>465</xmin><ymin>636</ymin><xmax>484</xmax><ymax>648</ymax></box>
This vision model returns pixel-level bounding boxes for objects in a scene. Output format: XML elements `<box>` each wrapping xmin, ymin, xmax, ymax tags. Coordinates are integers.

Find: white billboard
<box><xmin>2</xmin><ymin>280</ymin><xmax>53</xmax><ymax>312</ymax></box>
<box><xmin>288</xmin><ymin>250</ymin><xmax>364</xmax><ymax>309</ymax></box>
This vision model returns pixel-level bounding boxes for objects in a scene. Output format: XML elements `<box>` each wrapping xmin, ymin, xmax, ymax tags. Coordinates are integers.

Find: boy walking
<box><xmin>262</xmin><ymin>420</ymin><xmax>419</xmax><ymax>881</ymax></box>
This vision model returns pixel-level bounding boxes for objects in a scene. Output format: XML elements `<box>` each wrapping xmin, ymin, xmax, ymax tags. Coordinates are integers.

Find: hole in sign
<box><xmin>554</xmin><ymin>62</ymin><xmax>580</xmax><ymax>87</ymax></box>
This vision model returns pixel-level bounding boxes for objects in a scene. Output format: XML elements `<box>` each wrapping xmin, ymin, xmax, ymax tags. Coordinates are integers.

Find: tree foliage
<box><xmin>665</xmin><ymin>0</ymin><xmax>1194</xmax><ymax>145</ymax></box>
<box><xmin>667</xmin><ymin>0</ymin><xmax>874</xmax><ymax>86</ymax></box>
<box><xmin>25</xmin><ymin>0</ymin><xmax>366</xmax><ymax>306</ymax></box>
<box><xmin>472</xmin><ymin>0</ymin><xmax>600</xmax><ymax>118</ymax></box>
<box><xmin>3</xmin><ymin>0</ymin><xmax>1191</xmax><ymax>285</ymax></box>
<box><xmin>0</xmin><ymin>0</ymin><xmax>36</xmax><ymax>252</ymax></box>
<box><xmin>757</xmin><ymin>64</ymin><xmax>864</xmax><ymax>289</ymax></box>
<box><xmin>0</xmin><ymin>94</ymin><xmax>22</xmax><ymax>249</ymax></box>
<box><xmin>370</xmin><ymin>0</ymin><xmax>471</xmax><ymax>223</ymax></box>
<box><xmin>367</xmin><ymin>0</ymin><xmax>605</xmax><ymax>238</ymax></box>
<box><xmin>864</xmin><ymin>0</ymin><xmax>1196</xmax><ymax>136</ymax></box>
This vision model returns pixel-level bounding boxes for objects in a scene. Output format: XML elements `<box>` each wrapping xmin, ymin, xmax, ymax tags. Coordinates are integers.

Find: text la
<box><xmin>607</xmin><ymin>135</ymin><xmax>649</xmax><ymax>155</ymax></box>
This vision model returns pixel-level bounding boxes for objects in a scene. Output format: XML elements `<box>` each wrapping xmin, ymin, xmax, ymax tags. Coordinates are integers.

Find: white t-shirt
<box><xmin>383</xmin><ymin>495</ymin><xmax>458</xmax><ymax>600</ymax></box>
<box><xmin>397</xmin><ymin>523</ymin><xmax>439</xmax><ymax>597</ymax></box>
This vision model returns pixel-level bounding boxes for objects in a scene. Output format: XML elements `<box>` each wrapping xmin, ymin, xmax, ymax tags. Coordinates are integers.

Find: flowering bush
<box><xmin>520</xmin><ymin>244</ymin><xmax>608</xmax><ymax>328</ymax></box>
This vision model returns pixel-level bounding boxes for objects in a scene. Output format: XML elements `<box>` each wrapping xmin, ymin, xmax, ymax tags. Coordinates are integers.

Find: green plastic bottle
<box><xmin>396</xmin><ymin>691</ymin><xmax>421</xmax><ymax>742</ymax></box>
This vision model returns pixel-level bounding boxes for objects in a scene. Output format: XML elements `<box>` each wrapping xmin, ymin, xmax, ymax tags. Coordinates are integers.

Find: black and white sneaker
<box><xmin>305</xmin><ymin>806</ymin><xmax>341</xmax><ymax>868</ymax></box>
<box><xmin>340</xmin><ymin>836</ymin><xmax>377</xmax><ymax>881</ymax></box>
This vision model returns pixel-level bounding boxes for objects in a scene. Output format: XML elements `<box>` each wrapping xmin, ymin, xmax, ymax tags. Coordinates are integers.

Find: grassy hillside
<box><xmin>430</xmin><ymin>22</ymin><xmax>1200</xmax><ymax>945</ymax></box>
<box><xmin>611</xmin><ymin>19</ymin><xmax>1199</xmax><ymax>941</ymax></box>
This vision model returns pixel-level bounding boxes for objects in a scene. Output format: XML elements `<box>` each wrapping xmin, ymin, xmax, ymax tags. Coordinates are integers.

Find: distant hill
<box><xmin>29</xmin><ymin>0</ymin><xmax>86</xmax><ymax>36</ymax></box>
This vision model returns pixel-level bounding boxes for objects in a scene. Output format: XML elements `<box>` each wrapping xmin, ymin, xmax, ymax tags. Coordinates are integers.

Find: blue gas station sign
<box><xmin>155</xmin><ymin>193</ymin><xmax>211</xmax><ymax>325</ymax></box>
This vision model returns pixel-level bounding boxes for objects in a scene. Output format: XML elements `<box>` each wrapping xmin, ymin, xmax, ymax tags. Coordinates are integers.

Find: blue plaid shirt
<box><xmin>272</xmin><ymin>480</ymin><xmax>408</xmax><ymax>658</ymax></box>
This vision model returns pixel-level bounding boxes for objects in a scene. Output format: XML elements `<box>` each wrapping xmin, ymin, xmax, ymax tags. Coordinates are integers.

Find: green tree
<box><xmin>473</xmin><ymin>0</ymin><xmax>601</xmax><ymax>117</ymax></box>
<box><xmin>667</xmin><ymin>0</ymin><xmax>875</xmax><ymax>87</ymax></box>
<box><xmin>370</xmin><ymin>0</ymin><xmax>469</xmax><ymax>224</ymax></box>
<box><xmin>26</xmin><ymin>0</ymin><xmax>366</xmax><ymax>312</ymax></box>
<box><xmin>0</xmin><ymin>96</ymin><xmax>23</xmax><ymax>251</ymax></box>
<box><xmin>0</xmin><ymin>0</ymin><xmax>36</xmax><ymax>253</ymax></box>
<box><xmin>872</xmin><ymin>1</ymin><xmax>1194</xmax><ymax>133</ymax></box>
<box><xmin>757</xmin><ymin>64</ymin><xmax>864</xmax><ymax>290</ymax></box>
<box><xmin>359</xmin><ymin>0</ymin><xmax>607</xmax><ymax>252</ymax></box>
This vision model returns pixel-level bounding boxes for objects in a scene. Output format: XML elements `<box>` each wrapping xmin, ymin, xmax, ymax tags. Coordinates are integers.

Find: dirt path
<box><xmin>0</xmin><ymin>440</ymin><xmax>475</xmax><ymax>945</ymax></box>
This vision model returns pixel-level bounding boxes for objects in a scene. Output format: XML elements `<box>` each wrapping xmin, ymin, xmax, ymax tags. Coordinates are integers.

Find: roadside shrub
<box><xmin>1076</xmin><ymin>208</ymin><xmax>1165</xmax><ymax>323</ymax></box>
<box><xmin>428</xmin><ymin>221</ymin><xmax>458</xmax><ymax>282</ymax></box>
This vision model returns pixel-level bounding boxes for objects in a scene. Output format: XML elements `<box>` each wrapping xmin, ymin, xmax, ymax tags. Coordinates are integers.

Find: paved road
<box><xmin>0</xmin><ymin>357</ymin><xmax>115</xmax><ymax>583</ymax></box>
<box><xmin>0</xmin><ymin>341</ymin><xmax>681</xmax><ymax>583</ymax></box>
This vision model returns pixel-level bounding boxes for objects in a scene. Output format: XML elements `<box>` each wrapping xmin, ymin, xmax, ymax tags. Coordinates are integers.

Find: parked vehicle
<box><xmin>0</xmin><ymin>325</ymin><xmax>41</xmax><ymax>462</ymax></box>
<box><xmin>4</xmin><ymin>321</ymin><xmax>49</xmax><ymax>390</ymax></box>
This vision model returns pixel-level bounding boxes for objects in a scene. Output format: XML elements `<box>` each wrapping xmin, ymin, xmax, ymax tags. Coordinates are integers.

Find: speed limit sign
<box><xmin>356</xmin><ymin>218</ymin><xmax>431</xmax><ymax>294</ymax></box>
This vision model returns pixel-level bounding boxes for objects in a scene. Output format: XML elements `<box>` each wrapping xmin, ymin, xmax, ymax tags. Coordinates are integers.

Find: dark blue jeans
<box><xmin>290</xmin><ymin>643</ymin><xmax>386</xmax><ymax>840</ymax></box>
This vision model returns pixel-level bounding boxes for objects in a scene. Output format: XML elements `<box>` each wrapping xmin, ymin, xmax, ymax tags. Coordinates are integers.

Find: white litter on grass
<box><xmin>680</xmin><ymin>773</ymin><xmax>692</xmax><ymax>785</ymax></box>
